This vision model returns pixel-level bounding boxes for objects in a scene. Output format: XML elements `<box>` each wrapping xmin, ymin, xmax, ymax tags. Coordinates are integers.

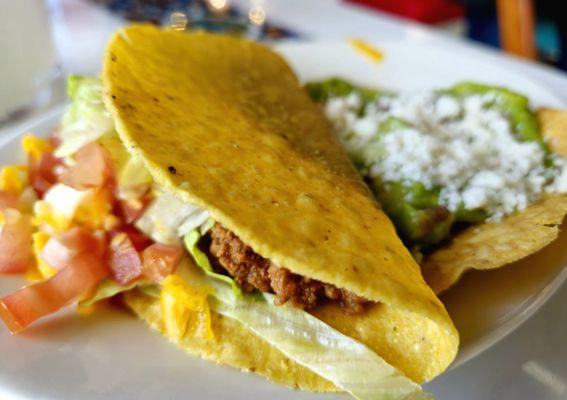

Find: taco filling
<box><xmin>206</xmin><ymin>223</ymin><xmax>369</xmax><ymax>313</ymax></box>
<box><xmin>135</xmin><ymin>178</ymin><xmax>370</xmax><ymax>313</ymax></box>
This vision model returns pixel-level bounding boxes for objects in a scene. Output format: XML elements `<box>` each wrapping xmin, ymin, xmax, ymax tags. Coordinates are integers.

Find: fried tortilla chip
<box><xmin>423</xmin><ymin>109</ymin><xmax>567</xmax><ymax>294</ymax></box>
<box><xmin>539</xmin><ymin>108</ymin><xmax>567</xmax><ymax>157</ymax></box>
<box><xmin>103</xmin><ymin>25</ymin><xmax>458</xmax><ymax>385</ymax></box>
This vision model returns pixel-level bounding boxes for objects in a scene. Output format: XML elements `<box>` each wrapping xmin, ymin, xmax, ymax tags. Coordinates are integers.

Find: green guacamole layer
<box><xmin>306</xmin><ymin>78</ymin><xmax>545</xmax><ymax>249</ymax></box>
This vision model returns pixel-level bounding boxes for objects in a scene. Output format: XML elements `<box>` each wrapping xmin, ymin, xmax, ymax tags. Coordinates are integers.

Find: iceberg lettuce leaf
<box><xmin>56</xmin><ymin>76</ymin><xmax>114</xmax><ymax>157</ymax></box>
<box><xmin>183</xmin><ymin>230</ymin><xmax>242</xmax><ymax>297</ymax></box>
<box><xmin>135</xmin><ymin>192</ymin><xmax>209</xmax><ymax>245</ymax></box>
<box><xmin>79</xmin><ymin>279</ymin><xmax>157</xmax><ymax>308</ymax></box>
<box><xmin>177</xmin><ymin>234</ymin><xmax>429</xmax><ymax>400</ymax></box>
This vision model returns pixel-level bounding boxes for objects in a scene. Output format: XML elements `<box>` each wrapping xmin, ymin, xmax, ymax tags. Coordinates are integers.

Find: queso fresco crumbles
<box><xmin>307</xmin><ymin>79</ymin><xmax>567</xmax><ymax>248</ymax></box>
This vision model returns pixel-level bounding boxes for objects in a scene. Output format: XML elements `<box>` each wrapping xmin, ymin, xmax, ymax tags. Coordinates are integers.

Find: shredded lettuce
<box><xmin>79</xmin><ymin>279</ymin><xmax>158</xmax><ymax>308</ymax></box>
<box><xmin>177</xmin><ymin>211</ymin><xmax>210</xmax><ymax>238</ymax></box>
<box><xmin>80</xmin><ymin>279</ymin><xmax>139</xmax><ymax>308</ymax></box>
<box><xmin>183</xmin><ymin>230</ymin><xmax>242</xmax><ymax>296</ymax></box>
<box><xmin>199</xmin><ymin>218</ymin><xmax>215</xmax><ymax>235</ymax></box>
<box><xmin>97</xmin><ymin>132</ymin><xmax>154</xmax><ymax>201</ymax></box>
<box><xmin>179</xmin><ymin>232</ymin><xmax>430</xmax><ymax>400</ymax></box>
<box><xmin>117</xmin><ymin>155</ymin><xmax>153</xmax><ymax>198</ymax></box>
<box><xmin>138</xmin><ymin>284</ymin><xmax>161</xmax><ymax>298</ymax></box>
<box><xmin>213</xmin><ymin>295</ymin><xmax>431</xmax><ymax>400</ymax></box>
<box><xmin>135</xmin><ymin>191</ymin><xmax>209</xmax><ymax>245</ymax></box>
<box><xmin>56</xmin><ymin>76</ymin><xmax>114</xmax><ymax>158</ymax></box>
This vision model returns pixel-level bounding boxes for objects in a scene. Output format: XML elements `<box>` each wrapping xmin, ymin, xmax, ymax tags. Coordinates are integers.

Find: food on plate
<box><xmin>0</xmin><ymin>25</ymin><xmax>458</xmax><ymax>399</ymax></box>
<box><xmin>308</xmin><ymin>78</ymin><xmax>567</xmax><ymax>293</ymax></box>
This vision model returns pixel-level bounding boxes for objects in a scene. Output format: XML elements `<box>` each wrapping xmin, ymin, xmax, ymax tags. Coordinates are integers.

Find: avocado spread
<box><xmin>307</xmin><ymin>79</ymin><xmax>567</xmax><ymax>249</ymax></box>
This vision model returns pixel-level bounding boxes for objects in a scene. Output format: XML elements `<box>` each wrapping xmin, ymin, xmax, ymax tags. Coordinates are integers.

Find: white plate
<box><xmin>1</xmin><ymin>41</ymin><xmax>566</xmax><ymax>400</ymax></box>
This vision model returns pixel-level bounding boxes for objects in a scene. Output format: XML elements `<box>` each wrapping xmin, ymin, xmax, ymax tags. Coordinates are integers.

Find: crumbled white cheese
<box><xmin>548</xmin><ymin>156</ymin><xmax>567</xmax><ymax>193</ymax></box>
<box><xmin>323</xmin><ymin>90</ymin><xmax>567</xmax><ymax>221</ymax></box>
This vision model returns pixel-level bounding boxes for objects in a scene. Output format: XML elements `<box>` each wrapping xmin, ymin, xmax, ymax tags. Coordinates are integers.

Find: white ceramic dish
<box><xmin>1</xmin><ymin>40</ymin><xmax>566</xmax><ymax>400</ymax></box>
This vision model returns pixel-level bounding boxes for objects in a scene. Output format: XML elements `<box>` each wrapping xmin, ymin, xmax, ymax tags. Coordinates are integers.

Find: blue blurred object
<box><xmin>90</xmin><ymin>0</ymin><xmax>299</xmax><ymax>41</ymax></box>
<box><xmin>458</xmin><ymin>0</ymin><xmax>566</xmax><ymax>70</ymax></box>
<box><xmin>537</xmin><ymin>20</ymin><xmax>560</xmax><ymax>63</ymax></box>
<box><xmin>464</xmin><ymin>3</ymin><xmax>500</xmax><ymax>49</ymax></box>
<box><xmin>95</xmin><ymin>0</ymin><xmax>191</xmax><ymax>22</ymax></box>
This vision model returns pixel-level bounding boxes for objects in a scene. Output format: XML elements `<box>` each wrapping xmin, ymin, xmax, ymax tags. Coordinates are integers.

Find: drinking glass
<box><xmin>0</xmin><ymin>0</ymin><xmax>59</xmax><ymax>124</ymax></box>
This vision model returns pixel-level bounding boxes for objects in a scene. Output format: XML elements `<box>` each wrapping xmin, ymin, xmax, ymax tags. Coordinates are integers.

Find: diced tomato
<box><xmin>126</xmin><ymin>230</ymin><xmax>152</xmax><ymax>252</ymax></box>
<box><xmin>115</xmin><ymin>195</ymin><xmax>150</xmax><ymax>224</ymax></box>
<box><xmin>141</xmin><ymin>243</ymin><xmax>182</xmax><ymax>283</ymax></box>
<box><xmin>48</xmin><ymin>129</ymin><xmax>61</xmax><ymax>148</ymax></box>
<box><xmin>108</xmin><ymin>232</ymin><xmax>142</xmax><ymax>285</ymax></box>
<box><xmin>0</xmin><ymin>209</ymin><xmax>32</xmax><ymax>274</ymax></box>
<box><xmin>113</xmin><ymin>188</ymin><xmax>152</xmax><ymax>225</ymax></box>
<box><xmin>29</xmin><ymin>152</ymin><xmax>61</xmax><ymax>197</ymax></box>
<box><xmin>0</xmin><ymin>253</ymin><xmax>108</xmax><ymax>334</ymax></box>
<box><xmin>40</xmin><ymin>228</ymin><xmax>106</xmax><ymax>271</ymax></box>
<box><xmin>112</xmin><ymin>225</ymin><xmax>153</xmax><ymax>251</ymax></box>
<box><xmin>0</xmin><ymin>191</ymin><xmax>19</xmax><ymax>210</ymax></box>
<box><xmin>59</xmin><ymin>143</ymin><xmax>113</xmax><ymax>191</ymax></box>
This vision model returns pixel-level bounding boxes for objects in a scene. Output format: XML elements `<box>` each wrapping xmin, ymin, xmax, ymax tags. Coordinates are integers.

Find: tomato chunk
<box><xmin>29</xmin><ymin>152</ymin><xmax>60</xmax><ymax>197</ymax></box>
<box><xmin>142</xmin><ymin>243</ymin><xmax>182</xmax><ymax>283</ymax></box>
<box><xmin>0</xmin><ymin>191</ymin><xmax>20</xmax><ymax>210</ymax></box>
<box><xmin>59</xmin><ymin>143</ymin><xmax>113</xmax><ymax>190</ymax></box>
<box><xmin>115</xmin><ymin>195</ymin><xmax>150</xmax><ymax>225</ymax></box>
<box><xmin>0</xmin><ymin>209</ymin><xmax>32</xmax><ymax>274</ymax></box>
<box><xmin>108</xmin><ymin>233</ymin><xmax>142</xmax><ymax>285</ymax></box>
<box><xmin>40</xmin><ymin>228</ymin><xmax>106</xmax><ymax>271</ymax></box>
<box><xmin>0</xmin><ymin>253</ymin><xmax>108</xmax><ymax>333</ymax></box>
<box><xmin>48</xmin><ymin>129</ymin><xmax>61</xmax><ymax>148</ymax></box>
<box><xmin>111</xmin><ymin>226</ymin><xmax>153</xmax><ymax>252</ymax></box>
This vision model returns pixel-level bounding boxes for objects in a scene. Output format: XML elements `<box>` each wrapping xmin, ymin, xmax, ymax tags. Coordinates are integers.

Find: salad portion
<box><xmin>0</xmin><ymin>76</ymin><xmax>185</xmax><ymax>331</ymax></box>
<box><xmin>308</xmin><ymin>79</ymin><xmax>567</xmax><ymax>250</ymax></box>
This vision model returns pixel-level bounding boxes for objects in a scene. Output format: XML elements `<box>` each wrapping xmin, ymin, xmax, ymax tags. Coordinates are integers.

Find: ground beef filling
<box><xmin>205</xmin><ymin>223</ymin><xmax>370</xmax><ymax>314</ymax></box>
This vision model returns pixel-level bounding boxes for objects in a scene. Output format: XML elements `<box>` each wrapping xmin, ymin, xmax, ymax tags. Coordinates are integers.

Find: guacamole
<box><xmin>307</xmin><ymin>78</ymin><xmax>565</xmax><ymax>249</ymax></box>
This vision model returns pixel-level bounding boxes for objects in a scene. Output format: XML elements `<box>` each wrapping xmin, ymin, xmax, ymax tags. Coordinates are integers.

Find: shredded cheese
<box><xmin>324</xmin><ymin>90</ymin><xmax>567</xmax><ymax>220</ymax></box>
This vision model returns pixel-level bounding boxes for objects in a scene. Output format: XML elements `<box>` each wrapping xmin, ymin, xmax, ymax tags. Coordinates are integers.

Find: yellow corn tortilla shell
<box><xmin>124</xmin><ymin>257</ymin><xmax>454</xmax><ymax>391</ymax></box>
<box><xmin>125</xmin><ymin>257</ymin><xmax>336</xmax><ymax>392</ymax></box>
<box><xmin>422</xmin><ymin>109</ymin><xmax>567</xmax><ymax>294</ymax></box>
<box><xmin>124</xmin><ymin>290</ymin><xmax>337</xmax><ymax>392</ymax></box>
<box><xmin>125</xmin><ymin>288</ymin><xmax>455</xmax><ymax>391</ymax></box>
<box><xmin>103</xmin><ymin>25</ymin><xmax>458</xmax><ymax>385</ymax></box>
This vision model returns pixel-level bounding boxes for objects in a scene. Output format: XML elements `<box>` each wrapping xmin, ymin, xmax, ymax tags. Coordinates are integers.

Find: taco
<box><xmin>0</xmin><ymin>25</ymin><xmax>457</xmax><ymax>399</ymax></box>
<box><xmin>307</xmin><ymin>78</ymin><xmax>567</xmax><ymax>294</ymax></box>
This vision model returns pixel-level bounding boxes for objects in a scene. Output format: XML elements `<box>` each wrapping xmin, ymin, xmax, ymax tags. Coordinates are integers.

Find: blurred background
<box><xmin>2</xmin><ymin>0</ymin><xmax>567</xmax><ymax>124</ymax></box>
<box><xmin>87</xmin><ymin>0</ymin><xmax>567</xmax><ymax>69</ymax></box>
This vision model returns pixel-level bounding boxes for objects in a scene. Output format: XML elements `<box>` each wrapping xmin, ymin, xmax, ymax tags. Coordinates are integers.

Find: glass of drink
<box><xmin>0</xmin><ymin>0</ymin><xmax>59</xmax><ymax>124</ymax></box>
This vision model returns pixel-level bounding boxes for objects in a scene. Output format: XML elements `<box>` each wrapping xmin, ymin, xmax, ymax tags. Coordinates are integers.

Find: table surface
<box><xmin>3</xmin><ymin>1</ymin><xmax>567</xmax><ymax>399</ymax></box>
